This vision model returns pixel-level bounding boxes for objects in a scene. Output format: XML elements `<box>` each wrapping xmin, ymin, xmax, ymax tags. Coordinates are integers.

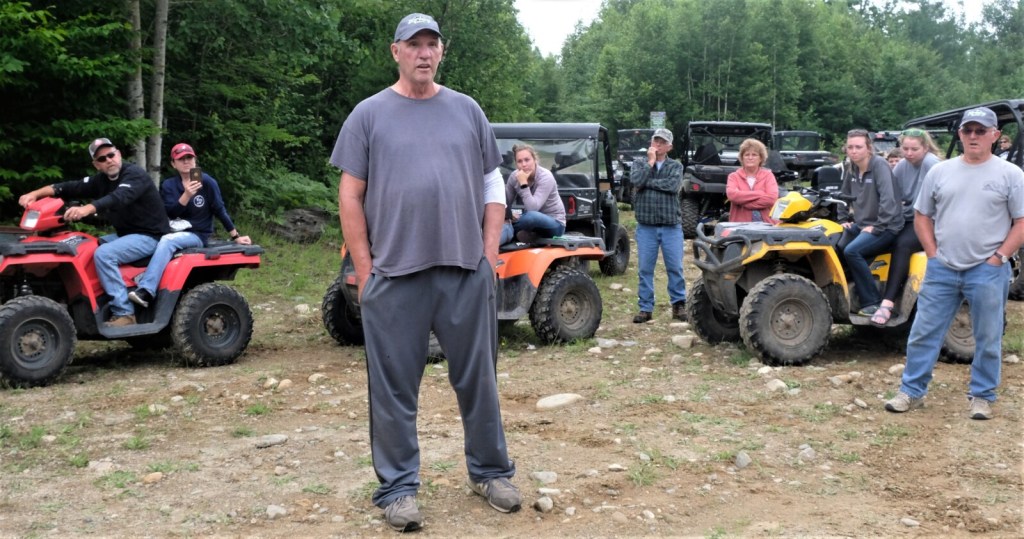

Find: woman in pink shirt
<box><xmin>726</xmin><ymin>138</ymin><xmax>779</xmax><ymax>224</ymax></box>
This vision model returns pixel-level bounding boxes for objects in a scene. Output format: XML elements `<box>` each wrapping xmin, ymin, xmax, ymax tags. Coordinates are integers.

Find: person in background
<box><xmin>331</xmin><ymin>12</ymin><xmax>520</xmax><ymax>532</ymax></box>
<box><xmin>631</xmin><ymin>127</ymin><xmax>686</xmax><ymax>323</ymax></box>
<box><xmin>869</xmin><ymin>129</ymin><xmax>941</xmax><ymax>326</ymax></box>
<box><xmin>837</xmin><ymin>129</ymin><xmax>903</xmax><ymax>317</ymax></box>
<box><xmin>997</xmin><ymin>135</ymin><xmax>1012</xmax><ymax>160</ymax></box>
<box><xmin>128</xmin><ymin>143</ymin><xmax>251</xmax><ymax>308</ymax></box>
<box><xmin>886</xmin><ymin>148</ymin><xmax>903</xmax><ymax>169</ymax></box>
<box><xmin>885</xmin><ymin>107</ymin><xmax>1024</xmax><ymax>420</ymax></box>
<box><xmin>726</xmin><ymin>138</ymin><xmax>779</xmax><ymax>224</ymax></box>
<box><xmin>499</xmin><ymin>144</ymin><xmax>565</xmax><ymax>244</ymax></box>
<box><xmin>18</xmin><ymin>138</ymin><xmax>169</xmax><ymax>327</ymax></box>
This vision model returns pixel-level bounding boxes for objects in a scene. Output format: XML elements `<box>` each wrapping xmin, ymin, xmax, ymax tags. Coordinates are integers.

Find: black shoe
<box><xmin>672</xmin><ymin>302</ymin><xmax>687</xmax><ymax>321</ymax></box>
<box><xmin>129</xmin><ymin>289</ymin><xmax>154</xmax><ymax>308</ymax></box>
<box><xmin>633</xmin><ymin>311</ymin><xmax>652</xmax><ymax>323</ymax></box>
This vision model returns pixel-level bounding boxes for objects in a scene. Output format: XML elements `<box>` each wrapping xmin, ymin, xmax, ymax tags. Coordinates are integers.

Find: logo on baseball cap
<box><xmin>88</xmin><ymin>137</ymin><xmax>114</xmax><ymax>159</ymax></box>
<box><xmin>960</xmin><ymin>107</ymin><xmax>998</xmax><ymax>129</ymax></box>
<box><xmin>394</xmin><ymin>13</ymin><xmax>442</xmax><ymax>42</ymax></box>
<box><xmin>171</xmin><ymin>143</ymin><xmax>196</xmax><ymax>160</ymax></box>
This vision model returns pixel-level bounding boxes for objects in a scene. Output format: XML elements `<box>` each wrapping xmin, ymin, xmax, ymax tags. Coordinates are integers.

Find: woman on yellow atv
<box><xmin>837</xmin><ymin>129</ymin><xmax>904</xmax><ymax>317</ymax></box>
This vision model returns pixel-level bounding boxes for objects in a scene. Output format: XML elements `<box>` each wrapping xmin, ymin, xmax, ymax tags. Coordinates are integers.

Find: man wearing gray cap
<box><xmin>886</xmin><ymin>107</ymin><xmax>1024</xmax><ymax>419</ymax></box>
<box><xmin>18</xmin><ymin>138</ymin><xmax>169</xmax><ymax>327</ymax></box>
<box><xmin>631</xmin><ymin>127</ymin><xmax>687</xmax><ymax>323</ymax></box>
<box><xmin>330</xmin><ymin>12</ymin><xmax>519</xmax><ymax>532</ymax></box>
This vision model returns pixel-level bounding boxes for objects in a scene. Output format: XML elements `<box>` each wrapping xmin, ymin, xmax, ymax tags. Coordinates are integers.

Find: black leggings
<box><xmin>881</xmin><ymin>222</ymin><xmax>922</xmax><ymax>304</ymax></box>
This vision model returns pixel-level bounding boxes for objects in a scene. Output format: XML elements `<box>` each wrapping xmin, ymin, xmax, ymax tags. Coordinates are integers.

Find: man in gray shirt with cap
<box><xmin>330</xmin><ymin>12</ymin><xmax>519</xmax><ymax>532</ymax></box>
<box><xmin>886</xmin><ymin>107</ymin><xmax>1024</xmax><ymax>420</ymax></box>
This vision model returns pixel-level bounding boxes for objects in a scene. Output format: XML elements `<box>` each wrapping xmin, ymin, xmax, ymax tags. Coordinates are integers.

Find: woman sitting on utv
<box><xmin>499</xmin><ymin>144</ymin><xmax>566</xmax><ymax>244</ymax></box>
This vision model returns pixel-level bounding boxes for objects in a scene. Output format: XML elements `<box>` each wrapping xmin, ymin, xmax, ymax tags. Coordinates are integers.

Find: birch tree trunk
<box><xmin>126</xmin><ymin>0</ymin><xmax>147</xmax><ymax>175</ymax></box>
<box><xmin>146</xmin><ymin>0</ymin><xmax>170</xmax><ymax>183</ymax></box>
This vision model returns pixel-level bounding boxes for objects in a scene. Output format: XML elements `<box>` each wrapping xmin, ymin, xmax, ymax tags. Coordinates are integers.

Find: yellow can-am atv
<box><xmin>688</xmin><ymin>180</ymin><xmax>984</xmax><ymax>366</ymax></box>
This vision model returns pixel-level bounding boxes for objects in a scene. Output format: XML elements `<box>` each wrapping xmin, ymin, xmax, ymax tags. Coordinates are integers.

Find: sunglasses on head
<box><xmin>960</xmin><ymin>127</ymin><xmax>990</xmax><ymax>136</ymax></box>
<box><xmin>94</xmin><ymin>150</ymin><xmax>117</xmax><ymax>163</ymax></box>
<box><xmin>901</xmin><ymin>128</ymin><xmax>925</xmax><ymax>137</ymax></box>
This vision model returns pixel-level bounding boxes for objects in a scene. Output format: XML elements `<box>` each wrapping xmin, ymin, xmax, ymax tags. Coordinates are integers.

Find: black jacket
<box><xmin>53</xmin><ymin>162</ymin><xmax>170</xmax><ymax>238</ymax></box>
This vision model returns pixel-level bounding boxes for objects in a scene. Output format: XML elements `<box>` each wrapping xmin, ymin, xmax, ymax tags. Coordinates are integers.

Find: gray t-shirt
<box><xmin>914</xmin><ymin>156</ymin><xmax>1024</xmax><ymax>270</ymax></box>
<box><xmin>892</xmin><ymin>153</ymin><xmax>939</xmax><ymax>222</ymax></box>
<box><xmin>330</xmin><ymin>87</ymin><xmax>501</xmax><ymax>277</ymax></box>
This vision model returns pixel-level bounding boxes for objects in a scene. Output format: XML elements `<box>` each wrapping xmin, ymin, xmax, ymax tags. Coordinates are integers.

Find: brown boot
<box><xmin>633</xmin><ymin>311</ymin><xmax>652</xmax><ymax>323</ymax></box>
<box><xmin>104</xmin><ymin>314</ymin><xmax>136</xmax><ymax>327</ymax></box>
<box><xmin>671</xmin><ymin>302</ymin><xmax>687</xmax><ymax>321</ymax></box>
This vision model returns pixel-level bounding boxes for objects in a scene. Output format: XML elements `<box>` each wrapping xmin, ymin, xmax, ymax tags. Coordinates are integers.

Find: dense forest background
<box><xmin>1</xmin><ymin>0</ymin><xmax>1021</xmax><ymax>222</ymax></box>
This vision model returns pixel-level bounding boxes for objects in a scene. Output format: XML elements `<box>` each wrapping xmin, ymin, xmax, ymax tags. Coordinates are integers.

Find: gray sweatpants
<box><xmin>360</xmin><ymin>257</ymin><xmax>515</xmax><ymax>508</ymax></box>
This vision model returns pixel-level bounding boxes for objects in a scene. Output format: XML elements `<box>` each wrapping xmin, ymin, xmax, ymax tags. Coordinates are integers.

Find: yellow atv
<box><xmin>689</xmin><ymin>180</ymin><xmax>980</xmax><ymax>366</ymax></box>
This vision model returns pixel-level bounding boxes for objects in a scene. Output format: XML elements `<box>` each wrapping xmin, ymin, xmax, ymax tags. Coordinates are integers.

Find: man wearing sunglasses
<box><xmin>18</xmin><ymin>137</ymin><xmax>170</xmax><ymax>327</ymax></box>
<box><xmin>886</xmin><ymin>107</ymin><xmax>1024</xmax><ymax>420</ymax></box>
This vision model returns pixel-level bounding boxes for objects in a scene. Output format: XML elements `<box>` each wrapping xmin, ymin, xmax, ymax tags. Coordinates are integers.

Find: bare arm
<box><xmin>339</xmin><ymin>172</ymin><xmax>370</xmax><ymax>302</ymax></box>
<box><xmin>18</xmin><ymin>185</ymin><xmax>56</xmax><ymax>207</ymax></box>
<box><xmin>483</xmin><ymin>203</ymin><xmax>504</xmax><ymax>270</ymax></box>
<box><xmin>991</xmin><ymin>217</ymin><xmax>1024</xmax><ymax>265</ymax></box>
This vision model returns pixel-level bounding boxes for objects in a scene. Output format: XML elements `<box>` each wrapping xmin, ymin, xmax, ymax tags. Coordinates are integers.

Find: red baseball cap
<box><xmin>171</xmin><ymin>143</ymin><xmax>196</xmax><ymax>160</ymax></box>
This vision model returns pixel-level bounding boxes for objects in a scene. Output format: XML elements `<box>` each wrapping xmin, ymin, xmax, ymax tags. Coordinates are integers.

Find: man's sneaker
<box><xmin>633</xmin><ymin>311</ymin><xmax>652</xmax><ymax>324</ymax></box>
<box><xmin>671</xmin><ymin>301</ymin><xmax>687</xmax><ymax>321</ymax></box>
<box><xmin>128</xmin><ymin>289</ymin><xmax>153</xmax><ymax>308</ymax></box>
<box><xmin>884</xmin><ymin>391</ymin><xmax>924</xmax><ymax>413</ymax></box>
<box><xmin>468</xmin><ymin>477</ymin><xmax>521</xmax><ymax>513</ymax></box>
<box><xmin>104</xmin><ymin>314</ymin><xmax>136</xmax><ymax>328</ymax></box>
<box><xmin>969</xmin><ymin>397</ymin><xmax>993</xmax><ymax>420</ymax></box>
<box><xmin>383</xmin><ymin>495</ymin><xmax>422</xmax><ymax>532</ymax></box>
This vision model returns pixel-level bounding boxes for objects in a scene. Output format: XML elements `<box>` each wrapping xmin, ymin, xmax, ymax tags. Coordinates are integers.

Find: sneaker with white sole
<box><xmin>468</xmin><ymin>477</ymin><xmax>521</xmax><ymax>513</ymax></box>
<box><xmin>968</xmin><ymin>397</ymin><xmax>993</xmax><ymax>420</ymax></box>
<box><xmin>383</xmin><ymin>495</ymin><xmax>422</xmax><ymax>532</ymax></box>
<box><xmin>128</xmin><ymin>288</ymin><xmax>153</xmax><ymax>308</ymax></box>
<box><xmin>884</xmin><ymin>391</ymin><xmax>924</xmax><ymax>413</ymax></box>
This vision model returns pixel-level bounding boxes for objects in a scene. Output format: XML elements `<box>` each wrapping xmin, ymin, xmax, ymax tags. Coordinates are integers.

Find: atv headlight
<box><xmin>770</xmin><ymin>200</ymin><xmax>789</xmax><ymax>221</ymax></box>
<box><xmin>21</xmin><ymin>210</ymin><xmax>40</xmax><ymax>229</ymax></box>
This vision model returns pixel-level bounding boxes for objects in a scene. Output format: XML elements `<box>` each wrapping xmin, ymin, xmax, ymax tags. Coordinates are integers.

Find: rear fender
<box><xmin>159</xmin><ymin>251</ymin><xmax>262</xmax><ymax>293</ymax></box>
<box><xmin>496</xmin><ymin>246</ymin><xmax>604</xmax><ymax>288</ymax></box>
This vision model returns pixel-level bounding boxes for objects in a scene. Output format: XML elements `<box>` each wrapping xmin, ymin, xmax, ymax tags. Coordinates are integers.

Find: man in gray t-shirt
<box><xmin>886</xmin><ymin>107</ymin><xmax>1024</xmax><ymax>420</ymax></box>
<box><xmin>329</xmin><ymin>12</ymin><xmax>520</xmax><ymax>532</ymax></box>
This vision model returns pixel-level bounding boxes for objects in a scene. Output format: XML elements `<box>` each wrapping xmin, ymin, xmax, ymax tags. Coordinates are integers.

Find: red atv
<box><xmin>0</xmin><ymin>197</ymin><xmax>262</xmax><ymax>387</ymax></box>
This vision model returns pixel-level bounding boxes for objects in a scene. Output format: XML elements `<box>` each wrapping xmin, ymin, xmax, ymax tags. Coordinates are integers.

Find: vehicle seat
<box><xmin>693</xmin><ymin>142</ymin><xmax>722</xmax><ymax>165</ymax></box>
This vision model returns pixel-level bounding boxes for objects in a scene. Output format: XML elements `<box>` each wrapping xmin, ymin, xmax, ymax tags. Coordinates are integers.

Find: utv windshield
<box><xmin>617</xmin><ymin>130</ymin><xmax>656</xmax><ymax>152</ymax></box>
<box><xmin>495</xmin><ymin>137</ymin><xmax>598</xmax><ymax>187</ymax></box>
<box><xmin>777</xmin><ymin>134</ymin><xmax>822</xmax><ymax>152</ymax></box>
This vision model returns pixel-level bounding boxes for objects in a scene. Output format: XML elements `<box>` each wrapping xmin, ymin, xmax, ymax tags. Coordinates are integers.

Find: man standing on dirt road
<box><xmin>631</xmin><ymin>128</ymin><xmax>687</xmax><ymax>323</ymax></box>
<box><xmin>18</xmin><ymin>137</ymin><xmax>169</xmax><ymax>327</ymax></box>
<box><xmin>885</xmin><ymin>107</ymin><xmax>1024</xmax><ymax>420</ymax></box>
<box><xmin>330</xmin><ymin>12</ymin><xmax>520</xmax><ymax>532</ymax></box>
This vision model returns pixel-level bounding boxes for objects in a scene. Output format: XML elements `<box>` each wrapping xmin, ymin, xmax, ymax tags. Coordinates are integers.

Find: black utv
<box><xmin>615</xmin><ymin>128</ymin><xmax>657</xmax><ymax>206</ymax></box>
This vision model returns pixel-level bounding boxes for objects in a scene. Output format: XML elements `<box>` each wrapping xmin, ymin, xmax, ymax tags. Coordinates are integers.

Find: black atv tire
<box><xmin>680</xmin><ymin>196</ymin><xmax>700</xmax><ymax>239</ymax></box>
<box><xmin>0</xmin><ymin>296</ymin><xmax>76</xmax><ymax>388</ymax></box>
<box><xmin>939</xmin><ymin>301</ymin><xmax>976</xmax><ymax>364</ymax></box>
<box><xmin>171</xmin><ymin>283</ymin><xmax>253</xmax><ymax>367</ymax></box>
<box><xmin>688</xmin><ymin>278</ymin><xmax>740</xmax><ymax>343</ymax></box>
<box><xmin>599</xmin><ymin>224</ymin><xmax>630</xmax><ymax>276</ymax></box>
<box><xmin>322</xmin><ymin>275</ymin><xmax>365</xmax><ymax>345</ymax></box>
<box><xmin>739</xmin><ymin>274</ymin><xmax>831</xmax><ymax>366</ymax></box>
<box><xmin>1009</xmin><ymin>247</ymin><xmax>1024</xmax><ymax>300</ymax></box>
<box><xmin>530</xmin><ymin>266</ymin><xmax>602</xmax><ymax>343</ymax></box>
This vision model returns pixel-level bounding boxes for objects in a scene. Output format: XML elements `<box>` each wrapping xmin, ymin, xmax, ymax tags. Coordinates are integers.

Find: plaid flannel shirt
<box><xmin>631</xmin><ymin>157</ymin><xmax>683</xmax><ymax>225</ymax></box>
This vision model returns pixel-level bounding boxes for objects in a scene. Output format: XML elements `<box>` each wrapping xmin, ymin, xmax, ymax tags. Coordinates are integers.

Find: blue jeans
<box><xmin>499</xmin><ymin>211</ymin><xmax>565</xmax><ymax>244</ymax></box>
<box><xmin>901</xmin><ymin>259</ymin><xmax>1010</xmax><ymax>402</ymax></box>
<box><xmin>136</xmin><ymin>232</ymin><xmax>204</xmax><ymax>295</ymax></box>
<box><xmin>635</xmin><ymin>223</ymin><xmax>686</xmax><ymax>312</ymax></box>
<box><xmin>95</xmin><ymin>234</ymin><xmax>159</xmax><ymax>317</ymax></box>
<box><xmin>842</xmin><ymin>225</ymin><xmax>897</xmax><ymax>309</ymax></box>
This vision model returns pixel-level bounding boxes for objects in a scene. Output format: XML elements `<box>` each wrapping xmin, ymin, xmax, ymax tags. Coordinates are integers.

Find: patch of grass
<box><xmin>838</xmin><ymin>429</ymin><xmax>860</xmax><ymax>441</ymax></box>
<box><xmin>628</xmin><ymin>462</ymin><xmax>658</xmax><ymax>486</ymax></box>
<box><xmin>688</xmin><ymin>383</ymin><xmax>711</xmax><ymax>402</ymax></box>
<box><xmin>728</xmin><ymin>348</ymin><xmax>754</xmax><ymax>366</ymax></box>
<box><xmin>870</xmin><ymin>424</ymin><xmax>912</xmax><ymax>447</ymax></box>
<box><xmin>18</xmin><ymin>425</ymin><xmax>46</xmax><ymax>449</ymax></box>
<box><xmin>302</xmin><ymin>483</ymin><xmax>332</xmax><ymax>495</ymax></box>
<box><xmin>185</xmin><ymin>395</ymin><xmax>202</xmax><ymax>405</ymax></box>
<box><xmin>68</xmin><ymin>453</ymin><xmax>89</xmax><ymax>468</ymax></box>
<box><xmin>638</xmin><ymin>394</ymin><xmax>664</xmax><ymax>405</ymax></box>
<box><xmin>245</xmin><ymin>403</ymin><xmax>271</xmax><ymax>416</ymax></box>
<box><xmin>133</xmin><ymin>405</ymin><xmax>153</xmax><ymax>421</ymax></box>
<box><xmin>123</xmin><ymin>435</ymin><xmax>150</xmax><ymax>450</ymax></box>
<box><xmin>836</xmin><ymin>451</ymin><xmax>861</xmax><ymax>463</ymax></box>
<box><xmin>351</xmin><ymin>480</ymin><xmax>380</xmax><ymax>501</ymax></box>
<box><xmin>96</xmin><ymin>470</ymin><xmax>137</xmax><ymax>489</ymax></box>
<box><xmin>614</xmin><ymin>422</ymin><xmax>638</xmax><ymax>435</ymax></box>
<box><xmin>796</xmin><ymin>402</ymin><xmax>842</xmax><ymax>423</ymax></box>
<box><xmin>271</xmin><ymin>475</ymin><xmax>296</xmax><ymax>486</ymax></box>
<box><xmin>356</xmin><ymin>455</ymin><xmax>373</xmax><ymax>468</ymax></box>
<box><xmin>147</xmin><ymin>461</ymin><xmax>178</xmax><ymax>473</ymax></box>
<box><xmin>710</xmin><ymin>450</ymin><xmax>734</xmax><ymax>462</ymax></box>
<box><xmin>429</xmin><ymin>460</ymin><xmax>457</xmax><ymax>472</ymax></box>
<box><xmin>593</xmin><ymin>382</ymin><xmax>613</xmax><ymax>400</ymax></box>
<box><xmin>231</xmin><ymin>426</ymin><xmax>255</xmax><ymax>438</ymax></box>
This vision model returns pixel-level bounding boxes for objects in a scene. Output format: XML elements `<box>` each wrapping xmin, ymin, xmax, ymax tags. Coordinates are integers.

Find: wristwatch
<box><xmin>996</xmin><ymin>252</ymin><xmax>1009</xmax><ymax>264</ymax></box>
